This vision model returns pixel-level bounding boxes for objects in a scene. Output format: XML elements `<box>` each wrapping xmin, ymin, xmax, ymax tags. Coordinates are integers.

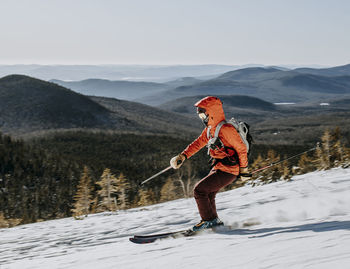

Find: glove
<box><xmin>239</xmin><ymin>167</ymin><xmax>252</xmax><ymax>181</ymax></box>
<box><xmin>170</xmin><ymin>154</ymin><xmax>186</xmax><ymax>169</ymax></box>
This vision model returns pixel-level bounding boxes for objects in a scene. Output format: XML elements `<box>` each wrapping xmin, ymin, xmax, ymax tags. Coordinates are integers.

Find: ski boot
<box><xmin>192</xmin><ymin>218</ymin><xmax>224</xmax><ymax>232</ymax></box>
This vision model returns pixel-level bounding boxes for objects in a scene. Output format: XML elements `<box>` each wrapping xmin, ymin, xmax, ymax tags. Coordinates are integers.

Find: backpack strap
<box><xmin>206</xmin><ymin>120</ymin><xmax>226</xmax><ymax>140</ymax></box>
<box><xmin>214</xmin><ymin>120</ymin><xmax>227</xmax><ymax>139</ymax></box>
<box><xmin>206</xmin><ymin>126</ymin><xmax>212</xmax><ymax>139</ymax></box>
<box><xmin>207</xmin><ymin>121</ymin><xmax>226</xmax><ymax>155</ymax></box>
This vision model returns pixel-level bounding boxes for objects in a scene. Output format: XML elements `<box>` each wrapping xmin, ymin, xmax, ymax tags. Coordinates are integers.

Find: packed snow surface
<box><xmin>1</xmin><ymin>168</ymin><xmax>350</xmax><ymax>269</ymax></box>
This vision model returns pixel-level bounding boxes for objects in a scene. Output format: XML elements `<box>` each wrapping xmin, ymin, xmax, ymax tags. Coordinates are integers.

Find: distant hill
<box><xmin>324</xmin><ymin>98</ymin><xmax>350</xmax><ymax>107</ymax></box>
<box><xmin>50</xmin><ymin>79</ymin><xmax>169</xmax><ymax>101</ymax></box>
<box><xmin>280</xmin><ymin>74</ymin><xmax>350</xmax><ymax>94</ymax></box>
<box><xmin>200</xmin><ymin>67</ymin><xmax>350</xmax><ymax>94</ymax></box>
<box><xmin>89</xmin><ymin>96</ymin><xmax>202</xmax><ymax>134</ymax></box>
<box><xmin>216</xmin><ymin>67</ymin><xmax>282</xmax><ymax>81</ymax></box>
<box><xmin>295</xmin><ymin>64</ymin><xmax>350</xmax><ymax>77</ymax></box>
<box><xmin>158</xmin><ymin>95</ymin><xmax>280</xmax><ymax>125</ymax></box>
<box><xmin>0</xmin><ymin>75</ymin><xmax>200</xmax><ymax>136</ymax></box>
<box><xmin>0</xmin><ymin>75</ymin><xmax>116</xmax><ymax>134</ymax></box>
<box><xmin>159</xmin><ymin>94</ymin><xmax>275</xmax><ymax>114</ymax></box>
<box><xmin>163</xmin><ymin>77</ymin><xmax>203</xmax><ymax>88</ymax></box>
<box><xmin>0</xmin><ymin>64</ymin><xmax>242</xmax><ymax>82</ymax></box>
<box><xmin>156</xmin><ymin>93</ymin><xmax>350</xmax><ymax>145</ymax></box>
<box><xmin>138</xmin><ymin>67</ymin><xmax>350</xmax><ymax>105</ymax></box>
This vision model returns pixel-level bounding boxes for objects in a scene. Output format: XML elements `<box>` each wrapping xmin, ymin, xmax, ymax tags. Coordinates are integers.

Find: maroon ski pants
<box><xmin>193</xmin><ymin>170</ymin><xmax>237</xmax><ymax>221</ymax></box>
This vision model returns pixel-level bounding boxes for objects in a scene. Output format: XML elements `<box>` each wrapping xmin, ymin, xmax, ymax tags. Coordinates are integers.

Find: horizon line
<box><xmin>0</xmin><ymin>62</ymin><xmax>339</xmax><ymax>68</ymax></box>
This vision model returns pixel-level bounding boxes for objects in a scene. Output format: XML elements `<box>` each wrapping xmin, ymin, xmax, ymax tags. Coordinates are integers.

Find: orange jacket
<box><xmin>181</xmin><ymin>96</ymin><xmax>248</xmax><ymax>175</ymax></box>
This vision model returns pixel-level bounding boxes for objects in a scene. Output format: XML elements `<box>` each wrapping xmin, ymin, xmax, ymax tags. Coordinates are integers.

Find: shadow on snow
<box><xmin>215</xmin><ymin>221</ymin><xmax>350</xmax><ymax>238</ymax></box>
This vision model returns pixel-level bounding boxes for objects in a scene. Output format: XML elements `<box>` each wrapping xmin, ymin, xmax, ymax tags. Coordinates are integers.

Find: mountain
<box><xmin>0</xmin><ymin>75</ymin><xmax>200</xmax><ymax>136</ymax></box>
<box><xmin>0</xmin><ymin>64</ymin><xmax>242</xmax><ymax>82</ymax></box>
<box><xmin>280</xmin><ymin>74</ymin><xmax>350</xmax><ymax>93</ymax></box>
<box><xmin>158</xmin><ymin>95</ymin><xmax>277</xmax><ymax>124</ymax></box>
<box><xmin>1</xmin><ymin>168</ymin><xmax>350</xmax><ymax>268</ymax></box>
<box><xmin>330</xmin><ymin>98</ymin><xmax>350</xmax><ymax>106</ymax></box>
<box><xmin>1</xmin><ymin>63</ymin><xmax>348</xmax><ymax>83</ymax></box>
<box><xmin>51</xmin><ymin>77</ymin><xmax>206</xmax><ymax>102</ymax></box>
<box><xmin>138</xmin><ymin>67</ymin><xmax>350</xmax><ymax>105</ymax></box>
<box><xmin>295</xmin><ymin>63</ymin><xmax>350</xmax><ymax>77</ymax></box>
<box><xmin>198</xmin><ymin>67</ymin><xmax>350</xmax><ymax>94</ymax></box>
<box><xmin>158</xmin><ymin>94</ymin><xmax>350</xmax><ymax>145</ymax></box>
<box><xmin>0</xmin><ymin>75</ymin><xmax>115</xmax><ymax>134</ymax></box>
<box><xmin>216</xmin><ymin>67</ymin><xmax>282</xmax><ymax>81</ymax></box>
<box><xmin>50</xmin><ymin>79</ymin><xmax>169</xmax><ymax>101</ymax></box>
<box><xmin>2</xmin><ymin>73</ymin><xmax>349</xmax><ymax>145</ymax></box>
<box><xmin>163</xmin><ymin>77</ymin><xmax>203</xmax><ymax>88</ymax></box>
<box><xmin>89</xmin><ymin>96</ymin><xmax>202</xmax><ymax>134</ymax></box>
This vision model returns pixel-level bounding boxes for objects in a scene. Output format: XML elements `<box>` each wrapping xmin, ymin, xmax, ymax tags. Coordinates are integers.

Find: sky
<box><xmin>0</xmin><ymin>0</ymin><xmax>349</xmax><ymax>66</ymax></box>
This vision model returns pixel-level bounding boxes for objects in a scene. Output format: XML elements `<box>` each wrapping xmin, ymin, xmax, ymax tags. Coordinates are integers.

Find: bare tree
<box><xmin>175</xmin><ymin>162</ymin><xmax>197</xmax><ymax>198</ymax></box>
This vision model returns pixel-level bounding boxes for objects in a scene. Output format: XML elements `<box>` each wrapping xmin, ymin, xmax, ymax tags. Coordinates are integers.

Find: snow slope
<box><xmin>1</xmin><ymin>168</ymin><xmax>350</xmax><ymax>269</ymax></box>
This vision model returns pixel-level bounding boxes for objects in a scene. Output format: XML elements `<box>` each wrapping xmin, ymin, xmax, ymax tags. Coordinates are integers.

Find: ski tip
<box><xmin>129</xmin><ymin>237</ymin><xmax>157</xmax><ymax>244</ymax></box>
<box><xmin>129</xmin><ymin>237</ymin><xmax>143</xmax><ymax>244</ymax></box>
<box><xmin>129</xmin><ymin>237</ymin><xmax>137</xmax><ymax>243</ymax></box>
<box><xmin>129</xmin><ymin>228</ymin><xmax>197</xmax><ymax>244</ymax></box>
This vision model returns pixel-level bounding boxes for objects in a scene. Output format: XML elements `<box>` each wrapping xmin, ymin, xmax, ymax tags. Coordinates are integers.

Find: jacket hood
<box><xmin>194</xmin><ymin>96</ymin><xmax>225</xmax><ymax>127</ymax></box>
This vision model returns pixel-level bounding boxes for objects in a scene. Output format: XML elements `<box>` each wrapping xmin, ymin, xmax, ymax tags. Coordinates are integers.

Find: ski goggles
<box><xmin>198</xmin><ymin>113</ymin><xmax>207</xmax><ymax>120</ymax></box>
<box><xmin>197</xmin><ymin>107</ymin><xmax>208</xmax><ymax>121</ymax></box>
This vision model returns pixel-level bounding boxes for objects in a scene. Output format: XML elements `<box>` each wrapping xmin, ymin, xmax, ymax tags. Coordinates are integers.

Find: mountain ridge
<box><xmin>0</xmin><ymin>74</ymin><xmax>116</xmax><ymax>133</ymax></box>
<box><xmin>0</xmin><ymin>75</ymin><xmax>200</xmax><ymax>136</ymax></box>
<box><xmin>295</xmin><ymin>63</ymin><xmax>350</xmax><ymax>76</ymax></box>
<box><xmin>50</xmin><ymin>78</ymin><xmax>169</xmax><ymax>101</ymax></box>
<box><xmin>138</xmin><ymin>66</ymin><xmax>350</xmax><ymax>105</ymax></box>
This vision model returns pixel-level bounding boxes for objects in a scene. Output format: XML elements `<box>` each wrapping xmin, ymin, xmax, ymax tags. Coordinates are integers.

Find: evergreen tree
<box><xmin>254</xmin><ymin>150</ymin><xmax>281</xmax><ymax>183</ymax></box>
<box><xmin>315</xmin><ymin>129</ymin><xmax>332</xmax><ymax>170</ymax></box>
<box><xmin>0</xmin><ymin>212</ymin><xmax>21</xmax><ymax>228</ymax></box>
<box><xmin>297</xmin><ymin>153</ymin><xmax>316</xmax><ymax>174</ymax></box>
<box><xmin>344</xmin><ymin>146</ymin><xmax>350</xmax><ymax>168</ymax></box>
<box><xmin>332</xmin><ymin>139</ymin><xmax>344</xmax><ymax>167</ymax></box>
<box><xmin>250</xmin><ymin>154</ymin><xmax>265</xmax><ymax>182</ymax></box>
<box><xmin>330</xmin><ymin>127</ymin><xmax>350</xmax><ymax>167</ymax></box>
<box><xmin>115</xmin><ymin>173</ymin><xmax>130</xmax><ymax>210</ymax></box>
<box><xmin>96</xmin><ymin>168</ymin><xmax>119</xmax><ymax>211</ymax></box>
<box><xmin>281</xmin><ymin>159</ymin><xmax>292</xmax><ymax>181</ymax></box>
<box><xmin>0</xmin><ymin>212</ymin><xmax>9</xmax><ymax>228</ymax></box>
<box><xmin>72</xmin><ymin>166</ymin><xmax>93</xmax><ymax>219</ymax></box>
<box><xmin>245</xmin><ymin>153</ymin><xmax>271</xmax><ymax>187</ymax></box>
<box><xmin>160</xmin><ymin>178</ymin><xmax>179</xmax><ymax>202</ymax></box>
<box><xmin>137</xmin><ymin>188</ymin><xmax>156</xmax><ymax>206</ymax></box>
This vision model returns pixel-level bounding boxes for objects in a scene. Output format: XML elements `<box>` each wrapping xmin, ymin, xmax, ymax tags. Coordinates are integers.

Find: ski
<box><xmin>133</xmin><ymin>229</ymin><xmax>191</xmax><ymax>239</ymax></box>
<box><xmin>129</xmin><ymin>229</ymin><xmax>196</xmax><ymax>244</ymax></box>
<box><xmin>129</xmin><ymin>224</ymin><xmax>233</xmax><ymax>244</ymax></box>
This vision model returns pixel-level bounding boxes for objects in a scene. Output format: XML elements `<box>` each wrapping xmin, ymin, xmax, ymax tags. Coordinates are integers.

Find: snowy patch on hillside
<box><xmin>1</xmin><ymin>168</ymin><xmax>350</xmax><ymax>269</ymax></box>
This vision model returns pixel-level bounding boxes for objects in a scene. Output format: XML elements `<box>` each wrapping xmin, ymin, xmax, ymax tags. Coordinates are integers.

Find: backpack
<box><xmin>207</xmin><ymin>117</ymin><xmax>253</xmax><ymax>159</ymax></box>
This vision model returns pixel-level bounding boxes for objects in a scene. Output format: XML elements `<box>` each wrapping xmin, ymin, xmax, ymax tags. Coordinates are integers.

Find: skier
<box><xmin>170</xmin><ymin>96</ymin><xmax>250</xmax><ymax>231</ymax></box>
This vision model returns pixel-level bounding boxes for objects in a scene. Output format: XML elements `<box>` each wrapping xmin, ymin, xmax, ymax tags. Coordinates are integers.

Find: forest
<box><xmin>0</xmin><ymin>127</ymin><xmax>349</xmax><ymax>227</ymax></box>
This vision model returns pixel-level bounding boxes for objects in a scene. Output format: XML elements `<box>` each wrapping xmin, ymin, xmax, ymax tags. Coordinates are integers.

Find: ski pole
<box><xmin>140</xmin><ymin>166</ymin><xmax>172</xmax><ymax>186</ymax></box>
<box><xmin>251</xmin><ymin>142</ymin><xmax>320</xmax><ymax>175</ymax></box>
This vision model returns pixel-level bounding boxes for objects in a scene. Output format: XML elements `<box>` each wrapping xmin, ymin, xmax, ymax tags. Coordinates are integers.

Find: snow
<box><xmin>1</xmin><ymin>168</ymin><xmax>350</xmax><ymax>269</ymax></box>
